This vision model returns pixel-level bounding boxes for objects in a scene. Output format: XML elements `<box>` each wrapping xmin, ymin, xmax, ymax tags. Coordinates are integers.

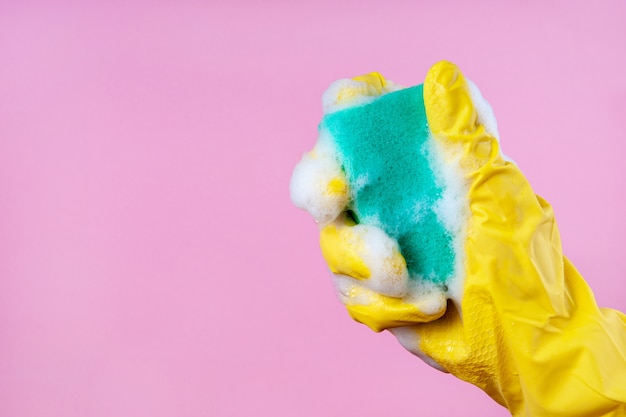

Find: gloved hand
<box><xmin>290</xmin><ymin>61</ymin><xmax>626</xmax><ymax>416</ymax></box>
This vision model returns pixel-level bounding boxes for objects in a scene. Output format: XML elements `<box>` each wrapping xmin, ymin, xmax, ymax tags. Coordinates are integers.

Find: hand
<box><xmin>290</xmin><ymin>61</ymin><xmax>626</xmax><ymax>416</ymax></box>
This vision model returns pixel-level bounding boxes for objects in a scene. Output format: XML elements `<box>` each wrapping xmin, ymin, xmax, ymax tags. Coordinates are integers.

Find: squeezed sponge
<box><xmin>321</xmin><ymin>84</ymin><xmax>455</xmax><ymax>285</ymax></box>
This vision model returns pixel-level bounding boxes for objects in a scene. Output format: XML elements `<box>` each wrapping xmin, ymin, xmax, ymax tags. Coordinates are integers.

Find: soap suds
<box><xmin>390</xmin><ymin>326</ymin><xmax>447</xmax><ymax>372</ymax></box>
<box><xmin>322</xmin><ymin>78</ymin><xmax>403</xmax><ymax>114</ymax></box>
<box><xmin>346</xmin><ymin>224</ymin><xmax>410</xmax><ymax>298</ymax></box>
<box><xmin>426</xmin><ymin>136</ymin><xmax>470</xmax><ymax>307</ymax></box>
<box><xmin>289</xmin><ymin>130</ymin><xmax>347</xmax><ymax>225</ymax></box>
<box><xmin>466</xmin><ymin>78</ymin><xmax>514</xmax><ymax>164</ymax></box>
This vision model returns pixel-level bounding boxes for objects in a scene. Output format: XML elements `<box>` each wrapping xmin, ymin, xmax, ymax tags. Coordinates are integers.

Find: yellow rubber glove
<box><xmin>290</xmin><ymin>61</ymin><xmax>626</xmax><ymax>416</ymax></box>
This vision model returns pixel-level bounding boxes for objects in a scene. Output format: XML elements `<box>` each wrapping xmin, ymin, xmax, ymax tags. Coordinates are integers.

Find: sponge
<box><xmin>321</xmin><ymin>84</ymin><xmax>454</xmax><ymax>285</ymax></box>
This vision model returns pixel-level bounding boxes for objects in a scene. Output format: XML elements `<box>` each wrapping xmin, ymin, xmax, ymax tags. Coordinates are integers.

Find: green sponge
<box><xmin>320</xmin><ymin>84</ymin><xmax>454</xmax><ymax>285</ymax></box>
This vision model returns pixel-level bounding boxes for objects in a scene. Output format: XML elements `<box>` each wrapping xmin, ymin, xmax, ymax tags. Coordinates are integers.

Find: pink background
<box><xmin>1</xmin><ymin>1</ymin><xmax>625</xmax><ymax>416</ymax></box>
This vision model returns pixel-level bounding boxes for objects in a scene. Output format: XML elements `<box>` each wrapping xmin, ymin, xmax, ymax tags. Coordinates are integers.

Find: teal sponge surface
<box><xmin>321</xmin><ymin>85</ymin><xmax>454</xmax><ymax>285</ymax></box>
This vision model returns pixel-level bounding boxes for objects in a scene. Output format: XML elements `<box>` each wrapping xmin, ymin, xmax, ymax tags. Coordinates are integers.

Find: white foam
<box><xmin>348</xmin><ymin>224</ymin><xmax>409</xmax><ymax>297</ymax></box>
<box><xmin>389</xmin><ymin>326</ymin><xmax>447</xmax><ymax>372</ymax></box>
<box><xmin>466</xmin><ymin>78</ymin><xmax>500</xmax><ymax>140</ymax></box>
<box><xmin>412</xmin><ymin>200</ymin><xmax>428</xmax><ymax>223</ymax></box>
<box><xmin>289</xmin><ymin>131</ymin><xmax>347</xmax><ymax>225</ymax></box>
<box><xmin>466</xmin><ymin>78</ymin><xmax>515</xmax><ymax>164</ymax></box>
<box><xmin>322</xmin><ymin>78</ymin><xmax>403</xmax><ymax>114</ymax></box>
<box><xmin>427</xmin><ymin>135</ymin><xmax>470</xmax><ymax>309</ymax></box>
<box><xmin>352</xmin><ymin>173</ymin><xmax>370</xmax><ymax>194</ymax></box>
<box><xmin>407</xmin><ymin>277</ymin><xmax>447</xmax><ymax>313</ymax></box>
